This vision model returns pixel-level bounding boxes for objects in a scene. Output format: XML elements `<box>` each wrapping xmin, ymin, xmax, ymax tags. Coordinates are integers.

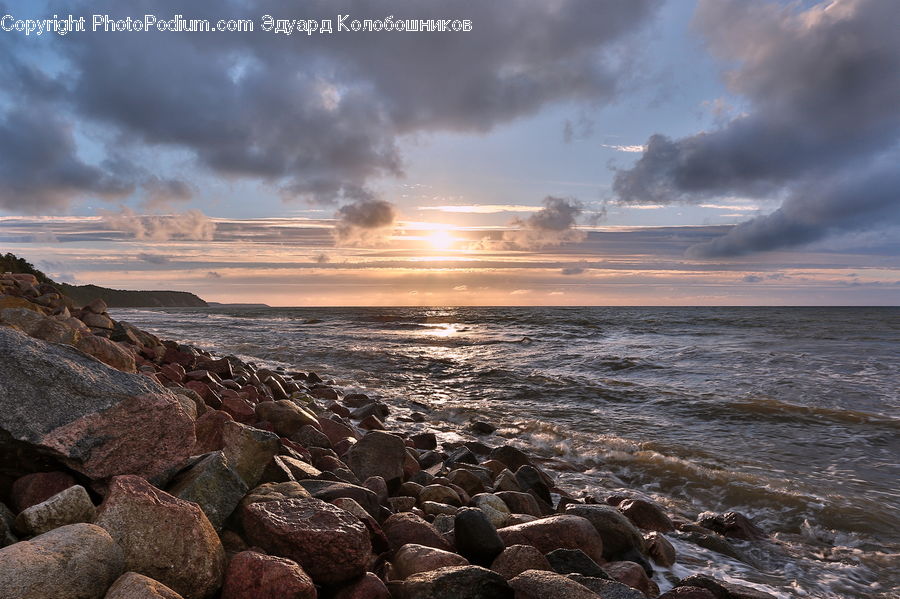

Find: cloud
<box><xmin>0</xmin><ymin>0</ymin><xmax>661</xmax><ymax>211</ymax></box>
<box><xmin>313</xmin><ymin>253</ymin><xmax>331</xmax><ymax>264</ymax></box>
<box><xmin>742</xmin><ymin>274</ymin><xmax>763</xmax><ymax>283</ymax></box>
<box><xmin>0</xmin><ymin>106</ymin><xmax>133</xmax><ymax>212</ymax></box>
<box><xmin>419</xmin><ymin>205</ymin><xmax>540</xmax><ymax>214</ymax></box>
<box><xmin>561</xmin><ymin>265</ymin><xmax>587</xmax><ymax>275</ymax></box>
<box><xmin>142</xmin><ymin>177</ymin><xmax>195</xmax><ymax>209</ymax></box>
<box><xmin>206</xmin><ymin>271</ymin><xmax>223</xmax><ymax>279</ymax></box>
<box><xmin>333</xmin><ymin>199</ymin><xmax>398</xmax><ymax>246</ymax></box>
<box><xmin>602</xmin><ymin>144</ymin><xmax>645</xmax><ymax>153</ymax></box>
<box><xmin>136</xmin><ymin>252</ymin><xmax>173</xmax><ymax>264</ymax></box>
<box><xmin>614</xmin><ymin>0</ymin><xmax>900</xmax><ymax>255</ymax></box>
<box><xmin>504</xmin><ymin>196</ymin><xmax>587</xmax><ymax>249</ymax></box>
<box><xmin>453</xmin><ymin>285</ymin><xmax>468</xmax><ymax>291</ymax></box>
<box><xmin>101</xmin><ymin>207</ymin><xmax>216</xmax><ymax>241</ymax></box>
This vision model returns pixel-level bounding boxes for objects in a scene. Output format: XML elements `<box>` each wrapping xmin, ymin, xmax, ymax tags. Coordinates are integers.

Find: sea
<box><xmin>113</xmin><ymin>306</ymin><xmax>900</xmax><ymax>599</ymax></box>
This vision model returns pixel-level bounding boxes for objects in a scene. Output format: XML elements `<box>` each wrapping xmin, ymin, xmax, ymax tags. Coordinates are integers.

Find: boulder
<box><xmin>255</xmin><ymin>401</ymin><xmax>318</xmax><ymax>437</ymax></box>
<box><xmin>166</xmin><ymin>451</ymin><xmax>248</xmax><ymax>531</ymax></box>
<box><xmin>192</xmin><ymin>411</ymin><xmax>233</xmax><ymax>454</ymax></box>
<box><xmin>0</xmin><ymin>327</ymin><xmax>195</xmax><ymax>482</ymax></box>
<box><xmin>94</xmin><ymin>475</ymin><xmax>226</xmax><ymax>599</ymax></box>
<box><xmin>454</xmin><ymin>507</ymin><xmax>505</xmax><ymax>566</ymax></box>
<box><xmin>220</xmin><ymin>421</ymin><xmax>280</xmax><ymax>487</ymax></box>
<box><xmin>241</xmin><ymin>497</ymin><xmax>371</xmax><ymax>585</ymax></box>
<box><xmin>418</xmin><ymin>484</ymin><xmax>461</xmax><ymax>507</ymax></box>
<box><xmin>0</xmin><ymin>502</ymin><xmax>17</xmax><ymax>547</ymax></box>
<box><xmin>567</xmin><ymin>575</ymin><xmax>647</xmax><ymax>599</ymax></box>
<box><xmin>490</xmin><ymin>545</ymin><xmax>553</xmax><ymax>580</ymax></box>
<box><xmin>676</xmin><ymin>575</ymin><xmax>778</xmax><ymax>599</ymax></box>
<box><xmin>497</xmin><ymin>515</ymin><xmax>604</xmax><ymax>565</ymax></box>
<box><xmin>14</xmin><ymin>485</ymin><xmax>96</xmax><ymax>536</ymax></box>
<box><xmin>10</xmin><ymin>471</ymin><xmax>77</xmax><ymax>512</ymax></box>
<box><xmin>296</xmin><ymin>479</ymin><xmax>382</xmax><ymax>520</ymax></box>
<box><xmin>332</xmin><ymin>572</ymin><xmax>391</xmax><ymax>599</ymax></box>
<box><xmin>508</xmin><ymin>569</ymin><xmax>601</xmax><ymax>599</ymax></box>
<box><xmin>220</xmin><ymin>551</ymin><xmax>315</xmax><ymax>599</ymax></box>
<box><xmin>346</xmin><ymin>431</ymin><xmax>406</xmax><ymax>486</ymax></box>
<box><xmin>546</xmin><ymin>549</ymin><xmax>610</xmax><ymax>579</ymax></box>
<box><xmin>393</xmin><ymin>543</ymin><xmax>469</xmax><ymax>579</ymax></box>
<box><xmin>644</xmin><ymin>531</ymin><xmax>676</xmax><ymax>567</ymax></box>
<box><xmin>489</xmin><ymin>446</ymin><xmax>532</xmax><ymax>472</ymax></box>
<box><xmin>496</xmin><ymin>491</ymin><xmax>541</xmax><ymax>517</ymax></box>
<box><xmin>696</xmin><ymin>511</ymin><xmax>766</xmax><ymax>540</ymax></box>
<box><xmin>472</xmin><ymin>493</ymin><xmax>511</xmax><ymax>528</ymax></box>
<box><xmin>396</xmin><ymin>565</ymin><xmax>513</xmax><ymax>599</ymax></box>
<box><xmin>105</xmin><ymin>572</ymin><xmax>185</xmax><ymax>599</ymax></box>
<box><xmin>604</xmin><ymin>561</ymin><xmax>658</xmax><ymax>597</ymax></box>
<box><xmin>658</xmin><ymin>588</ymin><xmax>717</xmax><ymax>599</ymax></box>
<box><xmin>382</xmin><ymin>512</ymin><xmax>452</xmax><ymax>552</ymax></box>
<box><xmin>239</xmin><ymin>482</ymin><xmax>311</xmax><ymax>509</ymax></box>
<box><xmin>618</xmin><ymin>499</ymin><xmax>674</xmax><ymax>532</ymax></box>
<box><xmin>0</xmin><ymin>523</ymin><xmax>124</xmax><ymax>599</ymax></box>
<box><xmin>75</xmin><ymin>335</ymin><xmax>136</xmax><ymax>373</ymax></box>
<box><xmin>565</xmin><ymin>504</ymin><xmax>646</xmax><ymax>560</ymax></box>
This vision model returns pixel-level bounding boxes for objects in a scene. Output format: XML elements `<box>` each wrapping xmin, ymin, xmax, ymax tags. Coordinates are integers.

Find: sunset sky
<box><xmin>1</xmin><ymin>0</ymin><xmax>898</xmax><ymax>305</ymax></box>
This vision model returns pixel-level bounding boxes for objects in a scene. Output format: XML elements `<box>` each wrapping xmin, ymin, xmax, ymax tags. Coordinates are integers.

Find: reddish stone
<box><xmin>10</xmin><ymin>471</ymin><xmax>77</xmax><ymax>512</ymax></box>
<box><xmin>496</xmin><ymin>515</ymin><xmax>604</xmax><ymax>565</ymax></box>
<box><xmin>319</xmin><ymin>417</ymin><xmax>357</xmax><ymax>446</ymax></box>
<box><xmin>619</xmin><ymin>499</ymin><xmax>674</xmax><ymax>532</ymax></box>
<box><xmin>605</xmin><ymin>561</ymin><xmax>658</xmax><ymax>597</ymax></box>
<box><xmin>241</xmin><ymin>385</ymin><xmax>262</xmax><ymax>403</ymax></box>
<box><xmin>328</xmin><ymin>403</ymin><xmax>352</xmax><ymax>418</ymax></box>
<box><xmin>220</xmin><ymin>390</ymin><xmax>257</xmax><ymax>424</ymax></box>
<box><xmin>105</xmin><ymin>572</ymin><xmax>185</xmax><ymax>598</ymax></box>
<box><xmin>332</xmin><ymin>572</ymin><xmax>391</xmax><ymax>599</ymax></box>
<box><xmin>381</xmin><ymin>512</ymin><xmax>453</xmax><ymax>552</ymax></box>
<box><xmin>359</xmin><ymin>415</ymin><xmax>385</xmax><ymax>430</ymax></box>
<box><xmin>161</xmin><ymin>363</ymin><xmax>186</xmax><ymax>384</ymax></box>
<box><xmin>241</xmin><ymin>497</ymin><xmax>372</xmax><ymax>585</ymax></box>
<box><xmin>193</xmin><ymin>410</ymin><xmax>235</xmax><ymax>454</ymax></box>
<box><xmin>221</xmin><ymin>551</ymin><xmax>315</xmax><ymax>599</ymax></box>
<box><xmin>186</xmin><ymin>380</ymin><xmax>222</xmax><ymax>409</ymax></box>
<box><xmin>95</xmin><ymin>475</ymin><xmax>226</xmax><ymax>599</ymax></box>
<box><xmin>163</xmin><ymin>347</ymin><xmax>195</xmax><ymax>368</ymax></box>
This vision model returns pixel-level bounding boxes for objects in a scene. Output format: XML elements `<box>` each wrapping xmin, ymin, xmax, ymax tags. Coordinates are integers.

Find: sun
<box><xmin>425</xmin><ymin>229</ymin><xmax>455</xmax><ymax>250</ymax></box>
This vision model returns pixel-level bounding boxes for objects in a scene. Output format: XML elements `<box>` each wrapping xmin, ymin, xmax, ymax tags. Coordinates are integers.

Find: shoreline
<box><xmin>1</xmin><ymin>275</ymin><xmax>794</xmax><ymax>598</ymax></box>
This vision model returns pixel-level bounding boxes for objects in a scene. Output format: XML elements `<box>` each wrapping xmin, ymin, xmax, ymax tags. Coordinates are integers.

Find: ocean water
<box><xmin>114</xmin><ymin>306</ymin><xmax>900</xmax><ymax>598</ymax></box>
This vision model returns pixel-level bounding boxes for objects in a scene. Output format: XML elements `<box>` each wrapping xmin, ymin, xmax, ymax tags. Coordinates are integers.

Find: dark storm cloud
<box><xmin>613</xmin><ymin>0</ymin><xmax>900</xmax><ymax>256</ymax></box>
<box><xmin>504</xmin><ymin>196</ymin><xmax>586</xmax><ymax>249</ymax></box>
<box><xmin>333</xmin><ymin>199</ymin><xmax>398</xmax><ymax>245</ymax></box>
<box><xmin>0</xmin><ymin>0</ymin><xmax>661</xmax><ymax>212</ymax></box>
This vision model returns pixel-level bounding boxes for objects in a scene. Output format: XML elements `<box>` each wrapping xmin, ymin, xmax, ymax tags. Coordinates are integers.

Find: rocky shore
<box><xmin>0</xmin><ymin>272</ymin><xmax>778</xmax><ymax>599</ymax></box>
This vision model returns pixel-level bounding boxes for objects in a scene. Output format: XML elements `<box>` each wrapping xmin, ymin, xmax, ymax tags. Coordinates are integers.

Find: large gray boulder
<box><xmin>0</xmin><ymin>326</ymin><xmax>195</xmax><ymax>482</ymax></box>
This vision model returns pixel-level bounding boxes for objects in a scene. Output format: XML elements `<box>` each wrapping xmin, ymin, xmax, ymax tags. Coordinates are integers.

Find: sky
<box><xmin>0</xmin><ymin>0</ymin><xmax>898</xmax><ymax>306</ymax></box>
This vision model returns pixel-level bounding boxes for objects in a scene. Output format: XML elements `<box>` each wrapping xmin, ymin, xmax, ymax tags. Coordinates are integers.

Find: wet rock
<box><xmin>676</xmin><ymin>531</ymin><xmax>749</xmax><ymax>563</ymax></box>
<box><xmin>604</xmin><ymin>561</ymin><xmax>658</xmax><ymax>598</ymax></box>
<box><xmin>448</xmin><ymin>469</ymin><xmax>486</xmax><ymax>496</ymax></box>
<box><xmin>470</xmin><ymin>420</ymin><xmax>497</xmax><ymax>435</ymax></box>
<box><xmin>565</xmin><ymin>504</ymin><xmax>646</xmax><ymax>561</ymax></box>
<box><xmin>166</xmin><ymin>451</ymin><xmax>247</xmax><ymax>531</ymax></box>
<box><xmin>489</xmin><ymin>445</ymin><xmax>532</xmax><ymax>472</ymax></box>
<box><xmin>696</xmin><ymin>511</ymin><xmax>766</xmax><ymax>540</ymax></box>
<box><xmin>241</xmin><ymin>497</ymin><xmax>371</xmax><ymax>585</ymax></box>
<box><xmin>346</xmin><ymin>431</ymin><xmax>407</xmax><ymax>486</ymax></box>
<box><xmin>410</xmin><ymin>432</ymin><xmax>437</xmax><ymax>450</ymax></box>
<box><xmin>490</xmin><ymin>544</ymin><xmax>552</xmax><ymax>580</ymax></box>
<box><xmin>545</xmin><ymin>548</ymin><xmax>610</xmax><ymax>579</ymax></box>
<box><xmin>644</xmin><ymin>531</ymin><xmax>676</xmax><ymax>567</ymax></box>
<box><xmin>75</xmin><ymin>335</ymin><xmax>136</xmax><ymax>373</ymax></box>
<box><xmin>359</xmin><ymin>414</ymin><xmax>385</xmax><ymax>430</ymax></box>
<box><xmin>255</xmin><ymin>400</ymin><xmax>318</xmax><ymax>437</ymax></box>
<box><xmin>95</xmin><ymin>475</ymin><xmax>226</xmax><ymax>599</ymax></box>
<box><xmin>497</xmin><ymin>515</ymin><xmax>604</xmax><ymax>565</ymax></box>
<box><xmin>472</xmin><ymin>493</ymin><xmax>511</xmax><ymax>528</ymax></box>
<box><xmin>454</xmin><ymin>507</ymin><xmax>505</xmax><ymax>566</ymax></box>
<box><xmin>333</xmin><ymin>572</ymin><xmax>392</xmax><ymax>599</ymax></box>
<box><xmin>396</xmin><ymin>565</ymin><xmax>513</xmax><ymax>599</ymax></box>
<box><xmin>567</xmin><ymin>575</ymin><xmax>647</xmax><ymax>599</ymax></box>
<box><xmin>677</xmin><ymin>575</ymin><xmax>778</xmax><ymax>599</ymax></box>
<box><xmin>0</xmin><ymin>327</ymin><xmax>195</xmax><ymax>481</ymax></box>
<box><xmin>393</xmin><ymin>543</ymin><xmax>469</xmax><ymax>579</ymax></box>
<box><xmin>10</xmin><ymin>471</ymin><xmax>77</xmax><ymax>512</ymax></box>
<box><xmin>618</xmin><ymin>498</ymin><xmax>674</xmax><ymax>533</ymax></box>
<box><xmin>220</xmin><ymin>551</ymin><xmax>315</xmax><ymax>599</ymax></box>
<box><xmin>0</xmin><ymin>523</ymin><xmax>124</xmax><ymax>599</ymax></box>
<box><xmin>514</xmin><ymin>465</ymin><xmax>552</xmax><ymax>506</ymax></box>
<box><xmin>658</xmin><ymin>587</ymin><xmax>717</xmax><ymax>599</ymax></box>
<box><xmin>382</xmin><ymin>512</ymin><xmax>453</xmax><ymax>552</ymax></box>
<box><xmin>14</xmin><ymin>485</ymin><xmax>95</xmax><ymax>536</ymax></box>
<box><xmin>105</xmin><ymin>572</ymin><xmax>185</xmax><ymax>599</ymax></box>
<box><xmin>493</xmin><ymin>470</ymin><xmax>522</xmax><ymax>492</ymax></box>
<box><xmin>508</xmin><ymin>569</ymin><xmax>600</xmax><ymax>599</ymax></box>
